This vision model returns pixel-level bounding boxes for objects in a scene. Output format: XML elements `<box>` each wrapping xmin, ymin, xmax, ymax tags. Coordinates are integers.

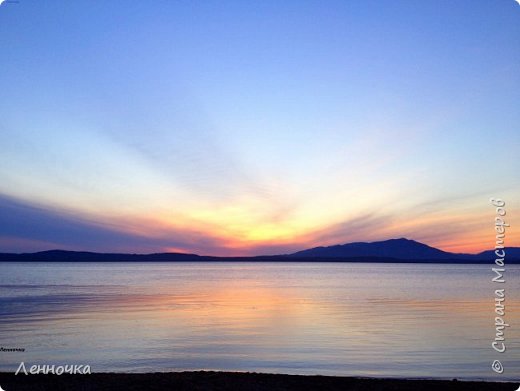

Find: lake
<box><xmin>0</xmin><ymin>262</ymin><xmax>518</xmax><ymax>381</ymax></box>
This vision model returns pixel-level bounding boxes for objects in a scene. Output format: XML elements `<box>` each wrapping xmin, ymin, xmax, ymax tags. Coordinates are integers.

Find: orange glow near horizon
<box><xmin>84</xmin><ymin>200</ymin><xmax>520</xmax><ymax>256</ymax></box>
<box><xmin>1</xmin><ymin>182</ymin><xmax>519</xmax><ymax>256</ymax></box>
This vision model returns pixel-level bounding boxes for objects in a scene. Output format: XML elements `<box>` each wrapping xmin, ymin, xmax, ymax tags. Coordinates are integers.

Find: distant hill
<box><xmin>0</xmin><ymin>238</ymin><xmax>519</xmax><ymax>263</ymax></box>
<box><xmin>289</xmin><ymin>238</ymin><xmax>519</xmax><ymax>262</ymax></box>
<box><xmin>476</xmin><ymin>247</ymin><xmax>520</xmax><ymax>260</ymax></box>
<box><xmin>289</xmin><ymin>238</ymin><xmax>464</xmax><ymax>260</ymax></box>
<box><xmin>0</xmin><ymin>250</ymin><xmax>201</xmax><ymax>262</ymax></box>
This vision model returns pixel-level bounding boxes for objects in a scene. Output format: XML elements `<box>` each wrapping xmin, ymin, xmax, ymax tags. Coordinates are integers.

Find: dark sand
<box><xmin>0</xmin><ymin>371</ymin><xmax>518</xmax><ymax>391</ymax></box>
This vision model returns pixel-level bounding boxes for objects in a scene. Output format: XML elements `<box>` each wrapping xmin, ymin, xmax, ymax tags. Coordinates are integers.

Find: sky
<box><xmin>0</xmin><ymin>0</ymin><xmax>519</xmax><ymax>255</ymax></box>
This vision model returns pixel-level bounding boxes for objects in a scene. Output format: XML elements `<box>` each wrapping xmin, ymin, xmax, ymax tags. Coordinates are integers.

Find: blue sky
<box><xmin>0</xmin><ymin>1</ymin><xmax>519</xmax><ymax>255</ymax></box>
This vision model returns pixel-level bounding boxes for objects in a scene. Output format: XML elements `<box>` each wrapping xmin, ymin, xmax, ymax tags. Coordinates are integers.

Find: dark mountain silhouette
<box><xmin>289</xmin><ymin>238</ymin><xmax>464</xmax><ymax>260</ymax></box>
<box><xmin>476</xmin><ymin>247</ymin><xmax>520</xmax><ymax>260</ymax></box>
<box><xmin>0</xmin><ymin>249</ymin><xmax>200</xmax><ymax>262</ymax></box>
<box><xmin>0</xmin><ymin>238</ymin><xmax>518</xmax><ymax>263</ymax></box>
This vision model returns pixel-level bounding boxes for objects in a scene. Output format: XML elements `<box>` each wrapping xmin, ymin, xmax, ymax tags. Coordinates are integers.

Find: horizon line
<box><xmin>2</xmin><ymin>237</ymin><xmax>516</xmax><ymax>257</ymax></box>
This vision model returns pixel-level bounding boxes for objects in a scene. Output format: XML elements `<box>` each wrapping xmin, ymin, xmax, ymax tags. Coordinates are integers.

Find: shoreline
<box><xmin>0</xmin><ymin>371</ymin><xmax>517</xmax><ymax>390</ymax></box>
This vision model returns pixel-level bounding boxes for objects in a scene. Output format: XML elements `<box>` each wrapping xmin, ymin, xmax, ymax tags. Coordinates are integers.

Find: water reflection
<box><xmin>0</xmin><ymin>262</ymin><xmax>518</xmax><ymax>380</ymax></box>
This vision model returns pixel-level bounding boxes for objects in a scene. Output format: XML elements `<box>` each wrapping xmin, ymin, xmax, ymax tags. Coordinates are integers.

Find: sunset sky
<box><xmin>0</xmin><ymin>1</ymin><xmax>519</xmax><ymax>255</ymax></box>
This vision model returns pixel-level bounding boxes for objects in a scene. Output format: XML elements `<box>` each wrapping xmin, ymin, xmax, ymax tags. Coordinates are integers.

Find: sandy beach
<box><xmin>0</xmin><ymin>371</ymin><xmax>517</xmax><ymax>391</ymax></box>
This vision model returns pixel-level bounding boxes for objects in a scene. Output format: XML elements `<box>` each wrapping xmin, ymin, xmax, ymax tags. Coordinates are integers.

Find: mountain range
<box><xmin>0</xmin><ymin>238</ymin><xmax>518</xmax><ymax>263</ymax></box>
<box><xmin>289</xmin><ymin>238</ymin><xmax>520</xmax><ymax>260</ymax></box>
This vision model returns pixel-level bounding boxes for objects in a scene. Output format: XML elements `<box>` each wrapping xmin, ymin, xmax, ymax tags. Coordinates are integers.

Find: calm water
<box><xmin>0</xmin><ymin>262</ymin><xmax>518</xmax><ymax>380</ymax></box>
